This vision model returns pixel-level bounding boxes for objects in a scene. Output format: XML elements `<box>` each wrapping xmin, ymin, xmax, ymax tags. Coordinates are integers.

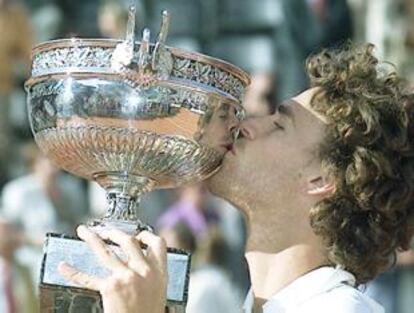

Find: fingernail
<box><xmin>77</xmin><ymin>225</ymin><xmax>89</xmax><ymax>237</ymax></box>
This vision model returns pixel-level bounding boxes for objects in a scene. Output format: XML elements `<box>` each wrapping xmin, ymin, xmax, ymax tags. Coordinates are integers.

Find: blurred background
<box><xmin>0</xmin><ymin>0</ymin><xmax>413</xmax><ymax>312</ymax></box>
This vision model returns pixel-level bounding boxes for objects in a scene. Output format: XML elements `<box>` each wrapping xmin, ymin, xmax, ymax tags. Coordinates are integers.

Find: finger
<box><xmin>58</xmin><ymin>262</ymin><xmax>102</xmax><ymax>291</ymax></box>
<box><xmin>101</xmin><ymin>229</ymin><xmax>150</xmax><ymax>275</ymax></box>
<box><xmin>77</xmin><ymin>225</ymin><xmax>127</xmax><ymax>272</ymax></box>
<box><xmin>136</xmin><ymin>231</ymin><xmax>167</xmax><ymax>272</ymax></box>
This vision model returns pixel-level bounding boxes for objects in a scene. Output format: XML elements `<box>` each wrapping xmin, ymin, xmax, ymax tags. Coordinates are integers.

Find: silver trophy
<box><xmin>25</xmin><ymin>6</ymin><xmax>249</xmax><ymax>313</ymax></box>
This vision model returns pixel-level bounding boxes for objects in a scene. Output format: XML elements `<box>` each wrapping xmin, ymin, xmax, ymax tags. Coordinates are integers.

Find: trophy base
<box><xmin>39</xmin><ymin>233</ymin><xmax>191</xmax><ymax>313</ymax></box>
<box><xmin>39</xmin><ymin>284</ymin><xmax>103</xmax><ymax>313</ymax></box>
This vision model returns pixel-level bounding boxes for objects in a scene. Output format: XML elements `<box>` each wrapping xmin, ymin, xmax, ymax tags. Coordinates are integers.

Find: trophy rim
<box><xmin>25</xmin><ymin>72</ymin><xmax>242</xmax><ymax>109</ymax></box>
<box><xmin>31</xmin><ymin>38</ymin><xmax>251</xmax><ymax>86</ymax></box>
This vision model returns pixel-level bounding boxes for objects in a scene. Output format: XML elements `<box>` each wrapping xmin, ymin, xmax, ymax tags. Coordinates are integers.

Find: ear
<box><xmin>305</xmin><ymin>176</ymin><xmax>335</xmax><ymax>196</ymax></box>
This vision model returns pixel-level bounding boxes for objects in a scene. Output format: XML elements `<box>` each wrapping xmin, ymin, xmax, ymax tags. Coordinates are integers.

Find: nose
<box><xmin>239</xmin><ymin>117</ymin><xmax>265</xmax><ymax>140</ymax></box>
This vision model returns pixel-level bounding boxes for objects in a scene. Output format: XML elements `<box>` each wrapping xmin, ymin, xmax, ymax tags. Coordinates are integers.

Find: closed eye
<box><xmin>219</xmin><ymin>113</ymin><xmax>228</xmax><ymax>119</ymax></box>
<box><xmin>273</xmin><ymin>121</ymin><xmax>285</xmax><ymax>130</ymax></box>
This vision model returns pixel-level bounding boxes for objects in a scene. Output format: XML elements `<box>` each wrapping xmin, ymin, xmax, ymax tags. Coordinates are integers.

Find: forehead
<box><xmin>277</xmin><ymin>99</ymin><xmax>327</xmax><ymax>154</ymax></box>
<box><xmin>279</xmin><ymin>98</ymin><xmax>326</xmax><ymax>128</ymax></box>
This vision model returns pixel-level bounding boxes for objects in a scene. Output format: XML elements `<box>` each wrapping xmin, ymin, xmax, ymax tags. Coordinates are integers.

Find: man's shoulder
<box><xmin>298</xmin><ymin>285</ymin><xmax>385</xmax><ymax>313</ymax></box>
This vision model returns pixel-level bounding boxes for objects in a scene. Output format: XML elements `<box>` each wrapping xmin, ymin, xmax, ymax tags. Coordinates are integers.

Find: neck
<box><xmin>246</xmin><ymin>245</ymin><xmax>328</xmax><ymax>306</ymax></box>
<box><xmin>243</xmin><ymin>203</ymin><xmax>328</xmax><ymax>310</ymax></box>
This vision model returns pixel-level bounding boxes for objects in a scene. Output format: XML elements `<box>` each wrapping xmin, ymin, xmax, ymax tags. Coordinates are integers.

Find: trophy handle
<box><xmin>125</xmin><ymin>4</ymin><xmax>136</xmax><ymax>49</ymax></box>
<box><xmin>152</xmin><ymin>10</ymin><xmax>171</xmax><ymax>71</ymax></box>
<box><xmin>137</xmin><ymin>28</ymin><xmax>151</xmax><ymax>70</ymax></box>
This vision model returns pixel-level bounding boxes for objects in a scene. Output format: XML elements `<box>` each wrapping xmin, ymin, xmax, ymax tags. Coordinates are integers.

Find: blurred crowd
<box><xmin>0</xmin><ymin>0</ymin><xmax>413</xmax><ymax>312</ymax></box>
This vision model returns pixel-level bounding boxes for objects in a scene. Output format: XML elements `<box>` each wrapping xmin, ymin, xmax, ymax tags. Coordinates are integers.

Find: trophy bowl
<box><xmin>25</xmin><ymin>11</ymin><xmax>249</xmax><ymax>233</ymax></box>
<box><xmin>25</xmin><ymin>8</ymin><xmax>250</xmax><ymax>312</ymax></box>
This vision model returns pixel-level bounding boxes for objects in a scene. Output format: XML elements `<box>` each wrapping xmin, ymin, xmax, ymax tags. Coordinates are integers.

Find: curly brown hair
<box><xmin>306</xmin><ymin>43</ymin><xmax>414</xmax><ymax>284</ymax></box>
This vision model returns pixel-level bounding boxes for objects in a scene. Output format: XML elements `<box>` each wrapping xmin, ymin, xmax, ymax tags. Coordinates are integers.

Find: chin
<box><xmin>206</xmin><ymin>154</ymin><xmax>245</xmax><ymax>207</ymax></box>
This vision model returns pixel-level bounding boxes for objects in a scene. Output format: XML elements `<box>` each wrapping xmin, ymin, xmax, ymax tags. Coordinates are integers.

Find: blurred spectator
<box><xmin>0</xmin><ymin>0</ymin><xmax>32</xmax><ymax>185</ymax></box>
<box><xmin>0</xmin><ymin>142</ymin><xmax>88</xmax><ymax>289</ymax></box>
<box><xmin>0</xmin><ymin>218</ymin><xmax>37</xmax><ymax>313</ymax></box>
<box><xmin>366</xmin><ymin>269</ymin><xmax>398</xmax><ymax>313</ymax></box>
<box><xmin>98</xmin><ymin>0</ymin><xmax>128</xmax><ymax>39</ymax></box>
<box><xmin>395</xmin><ymin>250</ymin><xmax>414</xmax><ymax>313</ymax></box>
<box><xmin>160</xmin><ymin>223</ymin><xmax>242</xmax><ymax>313</ymax></box>
<box><xmin>30</xmin><ymin>1</ymin><xmax>63</xmax><ymax>43</ymax></box>
<box><xmin>243</xmin><ymin>72</ymin><xmax>277</xmax><ymax>116</ymax></box>
<box><xmin>275</xmin><ymin>0</ymin><xmax>353</xmax><ymax>101</ymax></box>
<box><xmin>55</xmin><ymin>0</ymin><xmax>100</xmax><ymax>37</ymax></box>
<box><xmin>366</xmin><ymin>249</ymin><xmax>414</xmax><ymax>313</ymax></box>
<box><xmin>156</xmin><ymin>183</ymin><xmax>219</xmax><ymax>240</ymax></box>
<box><xmin>186</xmin><ymin>226</ymin><xmax>243</xmax><ymax>313</ymax></box>
<box><xmin>347</xmin><ymin>0</ymin><xmax>414</xmax><ymax>83</ymax></box>
<box><xmin>158</xmin><ymin>221</ymin><xmax>197</xmax><ymax>253</ymax></box>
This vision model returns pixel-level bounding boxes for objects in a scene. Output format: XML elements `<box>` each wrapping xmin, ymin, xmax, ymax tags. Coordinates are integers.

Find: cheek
<box><xmin>208</xmin><ymin>139</ymin><xmax>300</xmax><ymax>202</ymax></box>
<box><xmin>230</xmin><ymin>142</ymin><xmax>279</xmax><ymax>189</ymax></box>
<box><xmin>250</xmin><ymin>138</ymin><xmax>302</xmax><ymax>187</ymax></box>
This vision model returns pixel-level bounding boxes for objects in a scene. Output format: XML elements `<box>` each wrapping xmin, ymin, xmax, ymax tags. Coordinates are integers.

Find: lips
<box><xmin>221</xmin><ymin>143</ymin><xmax>235</xmax><ymax>155</ymax></box>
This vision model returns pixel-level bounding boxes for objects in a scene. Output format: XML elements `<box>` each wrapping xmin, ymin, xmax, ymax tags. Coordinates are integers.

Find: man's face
<box><xmin>207</xmin><ymin>96</ymin><xmax>327</xmax><ymax>212</ymax></box>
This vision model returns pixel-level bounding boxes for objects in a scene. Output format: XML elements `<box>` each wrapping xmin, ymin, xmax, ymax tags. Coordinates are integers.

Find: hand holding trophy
<box><xmin>25</xmin><ymin>5</ymin><xmax>249</xmax><ymax>312</ymax></box>
<box><xmin>59</xmin><ymin>226</ymin><xmax>168</xmax><ymax>313</ymax></box>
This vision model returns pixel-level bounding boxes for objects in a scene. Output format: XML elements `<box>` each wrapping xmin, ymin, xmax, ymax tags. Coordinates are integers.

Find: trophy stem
<box><xmin>105</xmin><ymin>192</ymin><xmax>138</xmax><ymax>221</ymax></box>
<box><xmin>90</xmin><ymin>172</ymin><xmax>156</xmax><ymax>235</ymax></box>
